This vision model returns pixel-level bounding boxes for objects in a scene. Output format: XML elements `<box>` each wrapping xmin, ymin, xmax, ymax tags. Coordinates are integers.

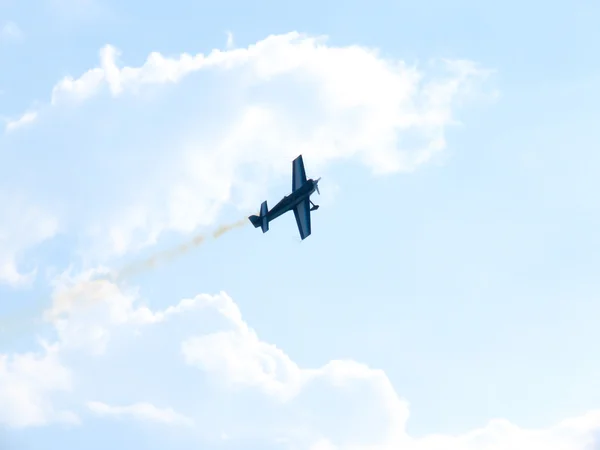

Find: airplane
<box><xmin>248</xmin><ymin>155</ymin><xmax>321</xmax><ymax>240</ymax></box>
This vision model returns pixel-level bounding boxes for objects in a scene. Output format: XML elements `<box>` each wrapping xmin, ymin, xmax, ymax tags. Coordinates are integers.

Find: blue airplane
<box><xmin>248</xmin><ymin>155</ymin><xmax>321</xmax><ymax>240</ymax></box>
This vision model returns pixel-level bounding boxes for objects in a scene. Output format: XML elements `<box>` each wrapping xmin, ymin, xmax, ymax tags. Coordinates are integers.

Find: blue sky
<box><xmin>1</xmin><ymin>0</ymin><xmax>600</xmax><ymax>449</ymax></box>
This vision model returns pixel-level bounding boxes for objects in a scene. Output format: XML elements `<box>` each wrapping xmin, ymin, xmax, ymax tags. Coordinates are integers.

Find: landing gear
<box><xmin>310</xmin><ymin>200</ymin><xmax>320</xmax><ymax>211</ymax></box>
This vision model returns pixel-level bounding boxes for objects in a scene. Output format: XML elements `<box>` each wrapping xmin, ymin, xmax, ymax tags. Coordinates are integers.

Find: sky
<box><xmin>1</xmin><ymin>0</ymin><xmax>600</xmax><ymax>449</ymax></box>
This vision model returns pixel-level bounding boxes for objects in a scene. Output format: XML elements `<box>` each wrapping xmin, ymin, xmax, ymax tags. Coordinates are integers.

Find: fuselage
<box><xmin>266</xmin><ymin>179</ymin><xmax>318</xmax><ymax>221</ymax></box>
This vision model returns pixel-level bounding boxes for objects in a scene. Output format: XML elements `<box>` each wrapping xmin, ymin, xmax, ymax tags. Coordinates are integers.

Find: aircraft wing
<box><xmin>293</xmin><ymin>198</ymin><xmax>312</xmax><ymax>240</ymax></box>
<box><xmin>292</xmin><ymin>155</ymin><xmax>307</xmax><ymax>192</ymax></box>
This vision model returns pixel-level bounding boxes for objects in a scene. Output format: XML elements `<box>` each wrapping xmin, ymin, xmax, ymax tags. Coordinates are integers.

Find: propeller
<box><xmin>314</xmin><ymin>177</ymin><xmax>321</xmax><ymax>195</ymax></box>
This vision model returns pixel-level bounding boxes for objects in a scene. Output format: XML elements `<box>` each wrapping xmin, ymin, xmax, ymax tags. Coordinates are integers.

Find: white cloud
<box><xmin>5</xmin><ymin>110</ymin><xmax>38</xmax><ymax>132</ymax></box>
<box><xmin>44</xmin><ymin>268</ymin><xmax>162</xmax><ymax>354</ymax></box>
<box><xmin>2</xmin><ymin>30</ymin><xmax>595</xmax><ymax>449</ymax></box>
<box><xmin>180</xmin><ymin>296</ymin><xmax>307</xmax><ymax>401</ymax></box>
<box><xmin>2</xmin><ymin>271</ymin><xmax>600</xmax><ymax>448</ymax></box>
<box><xmin>45</xmin><ymin>0</ymin><xmax>112</xmax><ymax>22</ymax></box>
<box><xmin>31</xmin><ymin>276</ymin><xmax>600</xmax><ymax>448</ymax></box>
<box><xmin>28</xmin><ymin>279</ymin><xmax>411</xmax><ymax>443</ymax></box>
<box><xmin>0</xmin><ymin>21</ymin><xmax>23</xmax><ymax>41</ymax></box>
<box><xmin>226</xmin><ymin>31</ymin><xmax>234</xmax><ymax>49</ymax></box>
<box><xmin>0</xmin><ymin>192</ymin><xmax>58</xmax><ymax>287</ymax></box>
<box><xmin>5</xmin><ymin>32</ymin><xmax>495</xmax><ymax>260</ymax></box>
<box><xmin>43</xmin><ymin>267</ymin><xmax>236</xmax><ymax>354</ymax></box>
<box><xmin>160</xmin><ymin>291</ymin><xmax>600</xmax><ymax>449</ymax></box>
<box><xmin>87</xmin><ymin>401</ymin><xmax>193</xmax><ymax>426</ymax></box>
<box><xmin>409</xmin><ymin>414</ymin><xmax>600</xmax><ymax>450</ymax></box>
<box><xmin>0</xmin><ymin>342</ymin><xmax>77</xmax><ymax>427</ymax></box>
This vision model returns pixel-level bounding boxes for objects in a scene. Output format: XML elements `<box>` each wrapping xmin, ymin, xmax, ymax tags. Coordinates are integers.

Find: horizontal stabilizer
<box><xmin>248</xmin><ymin>215</ymin><xmax>261</xmax><ymax>228</ymax></box>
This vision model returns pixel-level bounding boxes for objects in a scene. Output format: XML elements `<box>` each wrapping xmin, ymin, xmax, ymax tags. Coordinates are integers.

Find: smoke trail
<box><xmin>0</xmin><ymin>279</ymin><xmax>119</xmax><ymax>341</ymax></box>
<box><xmin>0</xmin><ymin>218</ymin><xmax>249</xmax><ymax>341</ymax></box>
<box><xmin>113</xmin><ymin>234</ymin><xmax>206</xmax><ymax>281</ymax></box>
<box><xmin>211</xmin><ymin>218</ymin><xmax>248</xmax><ymax>239</ymax></box>
<box><xmin>112</xmin><ymin>218</ymin><xmax>247</xmax><ymax>281</ymax></box>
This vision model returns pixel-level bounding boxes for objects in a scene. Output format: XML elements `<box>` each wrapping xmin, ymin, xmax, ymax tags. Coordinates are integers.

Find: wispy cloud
<box><xmin>45</xmin><ymin>0</ymin><xmax>113</xmax><ymax>22</ymax></box>
<box><xmin>225</xmin><ymin>30</ymin><xmax>234</xmax><ymax>49</ymax></box>
<box><xmin>0</xmin><ymin>192</ymin><xmax>58</xmax><ymax>287</ymax></box>
<box><xmin>1</xmin><ymin>22</ymin><xmax>23</xmax><ymax>41</ymax></box>
<box><xmin>87</xmin><ymin>401</ymin><xmax>194</xmax><ymax>426</ymax></box>
<box><xmin>5</xmin><ymin>111</ymin><xmax>38</xmax><ymax>132</ymax></box>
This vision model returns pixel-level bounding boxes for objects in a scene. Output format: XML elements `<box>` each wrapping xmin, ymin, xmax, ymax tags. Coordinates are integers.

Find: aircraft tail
<box><xmin>248</xmin><ymin>201</ymin><xmax>269</xmax><ymax>233</ymax></box>
<box><xmin>248</xmin><ymin>215</ymin><xmax>261</xmax><ymax>228</ymax></box>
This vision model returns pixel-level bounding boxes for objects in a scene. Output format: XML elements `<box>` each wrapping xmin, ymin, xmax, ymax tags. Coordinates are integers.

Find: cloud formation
<box><xmin>0</xmin><ymin>22</ymin><xmax>23</xmax><ymax>41</ymax></box>
<box><xmin>5</xmin><ymin>30</ymin><xmax>591</xmax><ymax>450</ymax></box>
<box><xmin>5</xmin><ymin>111</ymin><xmax>38</xmax><ymax>132</ymax></box>
<box><xmin>0</xmin><ymin>342</ymin><xmax>77</xmax><ymax>428</ymax></box>
<box><xmin>87</xmin><ymin>401</ymin><xmax>194</xmax><ymax>426</ymax></box>
<box><xmin>0</xmin><ymin>193</ymin><xmax>58</xmax><ymax>287</ymax></box>
<box><xmin>0</xmin><ymin>32</ymin><xmax>494</xmax><ymax>268</ymax></box>
<box><xmin>4</xmin><ymin>278</ymin><xmax>600</xmax><ymax>449</ymax></box>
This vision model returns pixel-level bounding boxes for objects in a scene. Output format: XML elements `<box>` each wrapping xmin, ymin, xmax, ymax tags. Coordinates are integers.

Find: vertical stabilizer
<box><xmin>260</xmin><ymin>201</ymin><xmax>269</xmax><ymax>233</ymax></box>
